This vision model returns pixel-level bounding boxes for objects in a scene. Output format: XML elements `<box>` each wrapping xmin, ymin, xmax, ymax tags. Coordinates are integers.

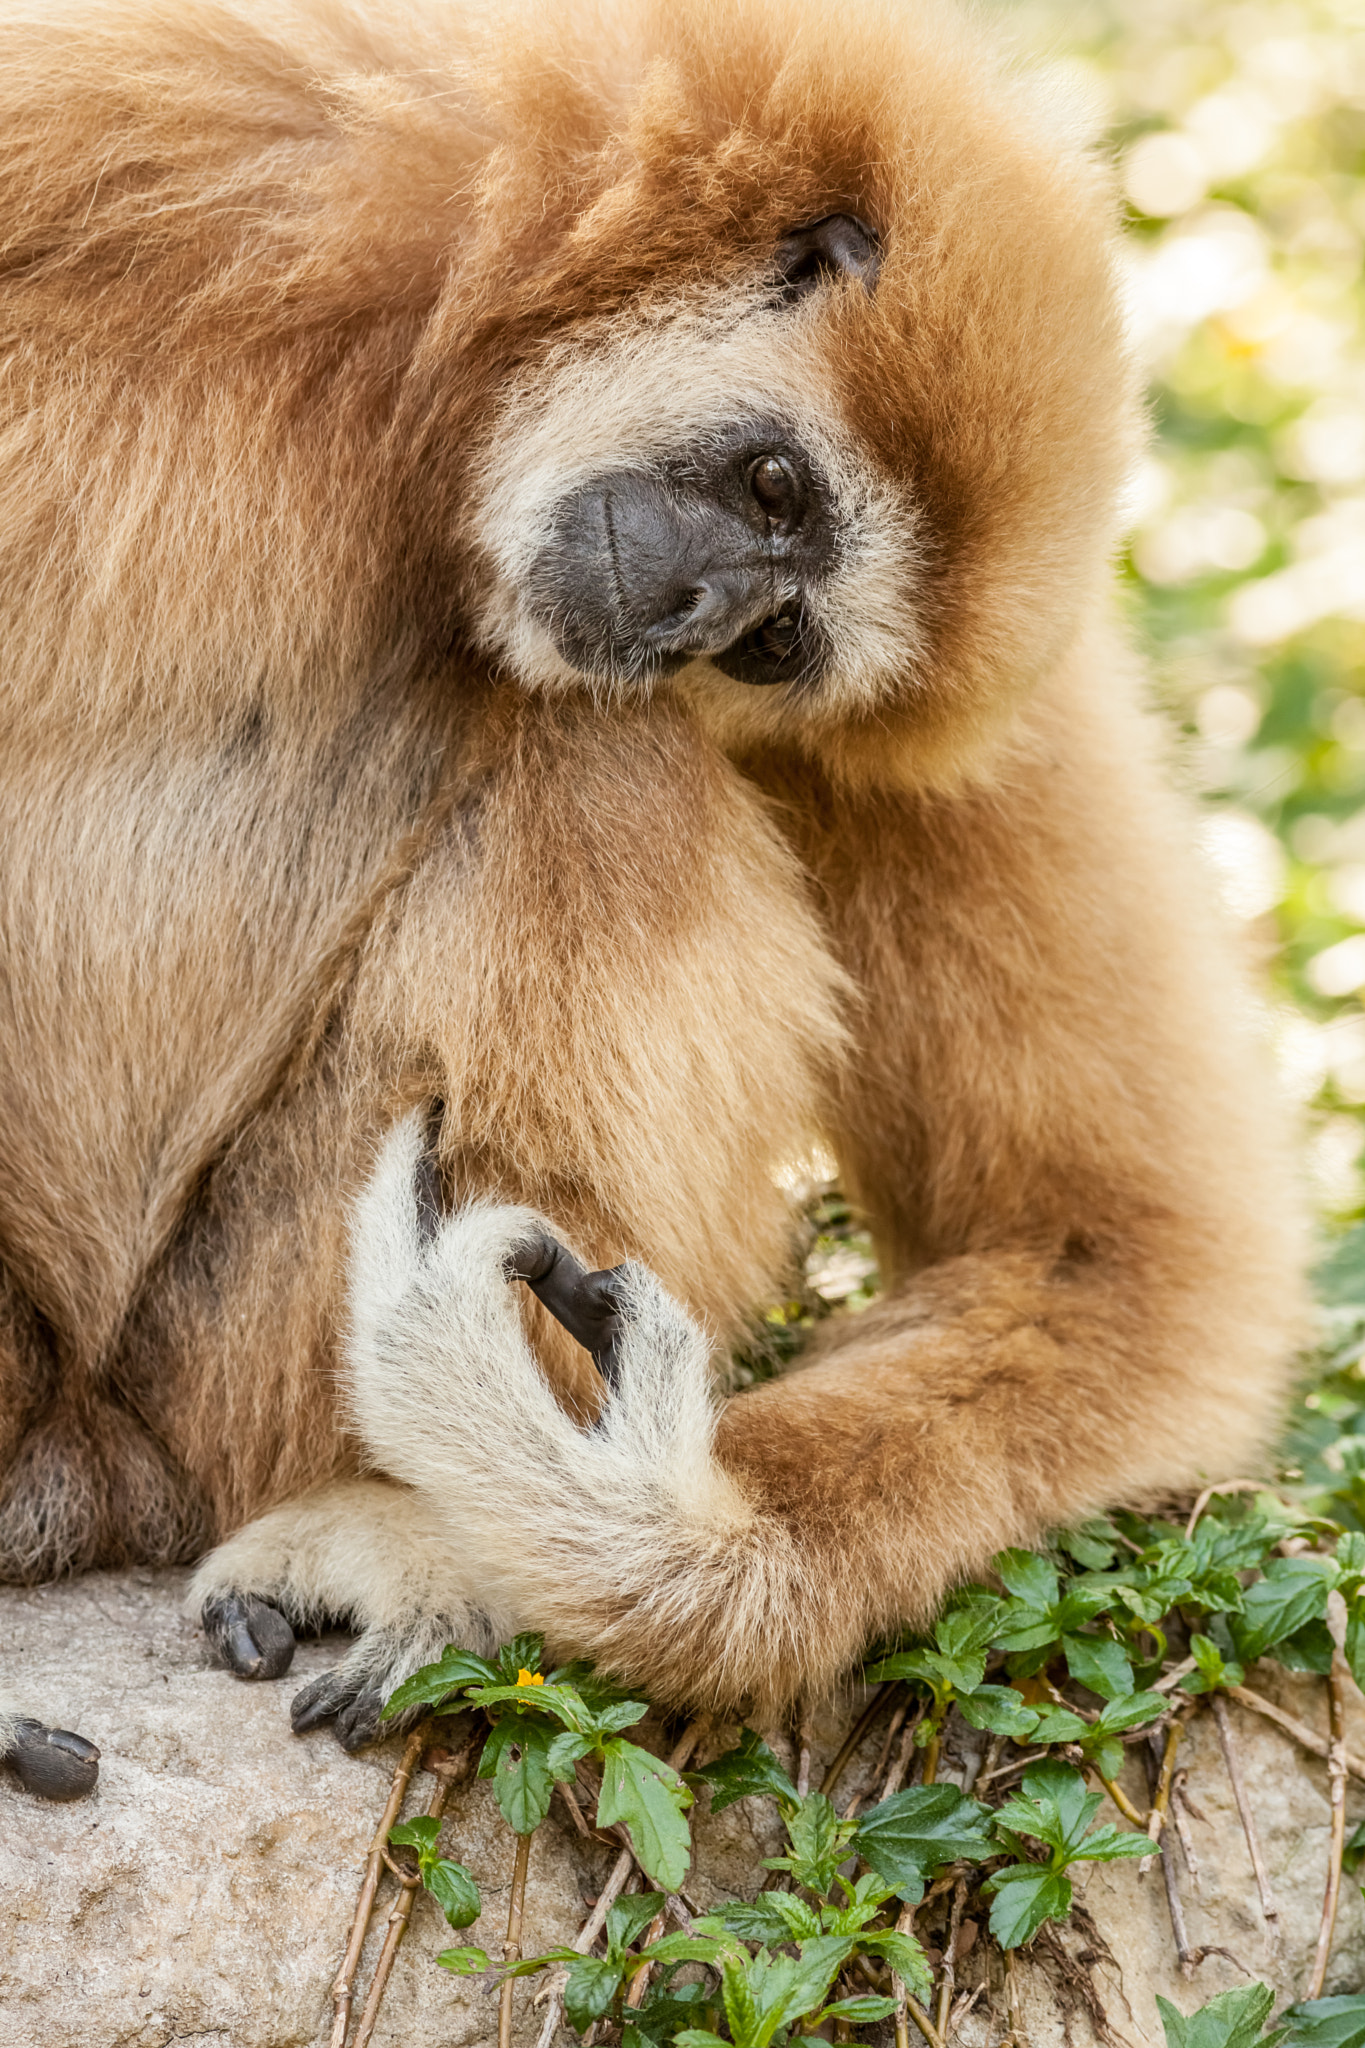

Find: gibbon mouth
<box><xmin>526</xmin><ymin>417</ymin><xmax>836</xmax><ymax>687</ymax></box>
<box><xmin>712</xmin><ymin>605</ymin><xmax>825</xmax><ymax>687</ymax></box>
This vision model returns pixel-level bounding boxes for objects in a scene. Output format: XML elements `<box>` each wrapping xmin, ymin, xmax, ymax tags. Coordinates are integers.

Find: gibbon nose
<box><xmin>598</xmin><ymin>475</ymin><xmax>781</xmax><ymax>656</ymax></box>
<box><xmin>636</xmin><ymin>561</ymin><xmax>778</xmax><ymax>658</ymax></box>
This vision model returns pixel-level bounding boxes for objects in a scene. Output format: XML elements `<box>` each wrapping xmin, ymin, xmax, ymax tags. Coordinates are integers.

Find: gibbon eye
<box><xmin>748</xmin><ymin>454</ymin><xmax>799</xmax><ymax>525</ymax></box>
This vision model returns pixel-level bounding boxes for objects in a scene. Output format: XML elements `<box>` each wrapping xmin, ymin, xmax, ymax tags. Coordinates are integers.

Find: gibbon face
<box><xmin>454</xmin><ymin>0</ymin><xmax>1141</xmax><ymax>778</ymax></box>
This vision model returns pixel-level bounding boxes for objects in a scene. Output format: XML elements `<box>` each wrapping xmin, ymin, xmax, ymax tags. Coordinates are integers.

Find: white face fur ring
<box><xmin>470</xmin><ymin>225</ymin><xmax>927</xmax><ymax>726</ymax></box>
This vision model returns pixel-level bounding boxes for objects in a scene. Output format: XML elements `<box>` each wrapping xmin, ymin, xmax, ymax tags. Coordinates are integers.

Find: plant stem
<box><xmin>820</xmin><ymin>1683</ymin><xmax>894</xmax><ymax>1800</ymax></box>
<box><xmin>351</xmin><ymin>1735</ymin><xmax>475</xmax><ymax>2048</ymax></box>
<box><xmin>1225</xmin><ymin>1681</ymin><xmax>1365</xmax><ymax>1783</ymax></box>
<box><xmin>904</xmin><ymin>1997</ymin><xmax>946</xmax><ymax>2048</ymax></box>
<box><xmin>1004</xmin><ymin>1946</ymin><xmax>1028</xmax><ymax>2048</ymax></box>
<box><xmin>1210</xmin><ymin>1693</ymin><xmax>1279</xmax><ymax>1930</ymax></box>
<box><xmin>1305</xmin><ymin>1653</ymin><xmax>1349</xmax><ymax>2000</ymax></box>
<box><xmin>498</xmin><ymin>1830</ymin><xmax>533</xmax><ymax>2048</ymax></box>
<box><xmin>329</xmin><ymin>1722</ymin><xmax>429</xmax><ymax>2048</ymax></box>
<box><xmin>533</xmin><ymin>1720</ymin><xmax>704</xmax><ymax>2048</ymax></box>
<box><xmin>890</xmin><ymin>1898</ymin><xmax>945</xmax><ymax>2048</ymax></box>
<box><xmin>880</xmin><ymin>1705</ymin><xmax>928</xmax><ymax>1803</ymax></box>
<box><xmin>624</xmin><ymin>1906</ymin><xmax>668</xmax><ymax>2009</ymax></box>
<box><xmin>1140</xmin><ymin>1718</ymin><xmax>1183</xmax><ymax>1875</ymax></box>
<box><xmin>920</xmin><ymin>1712</ymin><xmax>943</xmax><ymax>1787</ymax></box>
<box><xmin>935</xmin><ymin>1876</ymin><xmax>966</xmax><ymax>2034</ymax></box>
<box><xmin>1169</xmin><ymin>1770</ymin><xmax>1201</xmax><ymax>1886</ymax></box>
<box><xmin>1094</xmin><ymin>1769</ymin><xmax>1147</xmax><ymax>1829</ymax></box>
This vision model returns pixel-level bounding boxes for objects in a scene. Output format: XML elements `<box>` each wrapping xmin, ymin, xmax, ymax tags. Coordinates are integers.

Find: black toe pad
<box><xmin>203</xmin><ymin>1592</ymin><xmax>296</xmax><ymax>1681</ymax></box>
<box><xmin>5</xmin><ymin>1717</ymin><xmax>100</xmax><ymax>1801</ymax></box>
<box><xmin>289</xmin><ymin>1670</ymin><xmax>385</xmax><ymax>1750</ymax></box>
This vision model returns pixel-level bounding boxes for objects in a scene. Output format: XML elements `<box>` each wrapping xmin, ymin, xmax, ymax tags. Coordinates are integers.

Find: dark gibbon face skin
<box><xmin>525</xmin><ymin>416</ymin><xmax>839</xmax><ymax>688</ymax></box>
<box><xmin>520</xmin><ymin>214</ymin><xmax>881</xmax><ymax>694</ymax></box>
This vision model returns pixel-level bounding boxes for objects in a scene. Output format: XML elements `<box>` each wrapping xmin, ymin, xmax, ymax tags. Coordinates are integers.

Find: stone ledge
<box><xmin>3</xmin><ymin>1571</ymin><xmax>1363</xmax><ymax>2047</ymax></box>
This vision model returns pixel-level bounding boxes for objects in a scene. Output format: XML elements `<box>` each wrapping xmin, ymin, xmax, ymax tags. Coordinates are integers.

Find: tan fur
<box><xmin>0</xmin><ymin>0</ymin><xmax>1306</xmax><ymax>1717</ymax></box>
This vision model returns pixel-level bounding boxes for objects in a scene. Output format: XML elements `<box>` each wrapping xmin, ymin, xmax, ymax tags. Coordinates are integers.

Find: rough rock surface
<box><xmin>2</xmin><ymin>1571</ymin><xmax>1364</xmax><ymax>2048</ymax></box>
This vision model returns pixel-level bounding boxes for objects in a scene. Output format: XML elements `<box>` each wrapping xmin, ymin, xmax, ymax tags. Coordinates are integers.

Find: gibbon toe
<box><xmin>3</xmin><ymin>1717</ymin><xmax>101</xmax><ymax>1801</ymax></box>
<box><xmin>288</xmin><ymin>1615</ymin><xmax>467</xmax><ymax>1751</ymax></box>
<box><xmin>202</xmin><ymin>1591</ymin><xmax>296</xmax><ymax>1681</ymax></box>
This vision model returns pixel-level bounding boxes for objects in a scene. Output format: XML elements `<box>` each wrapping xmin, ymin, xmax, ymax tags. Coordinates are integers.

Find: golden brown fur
<box><xmin>0</xmin><ymin>0</ymin><xmax>1306</xmax><ymax>1721</ymax></box>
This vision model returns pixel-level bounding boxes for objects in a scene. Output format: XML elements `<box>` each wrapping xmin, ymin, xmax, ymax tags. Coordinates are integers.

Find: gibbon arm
<box><xmin>707</xmin><ymin>660</ymin><xmax>1307</xmax><ymax>1702</ymax></box>
<box><xmin>338</xmin><ymin>663</ymin><xmax>1304</xmax><ymax>1718</ymax></box>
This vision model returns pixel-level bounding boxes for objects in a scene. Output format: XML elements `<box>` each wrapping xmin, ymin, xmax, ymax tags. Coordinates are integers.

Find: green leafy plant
<box><xmin>984</xmin><ymin>1758</ymin><xmax>1150</xmax><ymax>1948</ymax></box>
<box><xmin>384</xmin><ymin>1632</ymin><xmax>691</xmax><ymax>1886</ymax></box>
<box><xmin>386</xmin><ymin>1814</ymin><xmax>481</xmax><ymax>1929</ymax></box>
<box><xmin>1156</xmin><ymin>1986</ymin><xmax>1365</xmax><ymax>2048</ymax></box>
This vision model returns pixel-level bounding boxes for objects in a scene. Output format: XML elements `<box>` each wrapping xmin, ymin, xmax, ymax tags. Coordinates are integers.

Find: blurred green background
<box><xmin>993</xmin><ymin>0</ymin><xmax>1365</xmax><ymax>1238</ymax></box>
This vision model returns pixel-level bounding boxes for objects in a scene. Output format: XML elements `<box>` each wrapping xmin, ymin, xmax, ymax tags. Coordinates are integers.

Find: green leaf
<box><xmin>598</xmin><ymin>1740</ymin><xmax>694</xmax><ymax>1892</ymax></box>
<box><xmin>1156</xmin><ymin>1982</ymin><xmax>1281</xmax><ymax>2048</ymax></box>
<box><xmin>564</xmin><ymin>1956</ymin><xmax>625</xmax><ymax>2032</ymax></box>
<box><xmin>1063</xmin><ymin>1633</ymin><xmax>1135</xmax><ymax>1700</ymax></box>
<box><xmin>721</xmin><ymin>1952</ymin><xmax>763</xmax><ymax>2048</ymax></box>
<box><xmin>818</xmin><ymin>1996</ymin><xmax>900</xmax><ymax>2024</ymax></box>
<box><xmin>1029</xmin><ymin>1704</ymin><xmax>1090</xmax><ymax>1743</ymax></box>
<box><xmin>852</xmin><ymin>1783</ymin><xmax>994</xmax><ymax>1899</ymax></box>
<box><xmin>1232</xmin><ymin>1557</ymin><xmax>1335</xmax><ymax>1663</ymax></box>
<box><xmin>545</xmin><ymin>1728</ymin><xmax>594</xmax><ymax>1780</ymax></box>
<box><xmin>758</xmin><ymin>1938</ymin><xmax>853</xmax><ymax>2039</ymax></box>
<box><xmin>1280</xmin><ymin>1995</ymin><xmax>1365</xmax><ymax>2048</ymax></box>
<box><xmin>1088</xmin><ymin>1691</ymin><xmax>1168</xmax><ymax>1737</ymax></box>
<box><xmin>427</xmin><ymin>1858</ymin><xmax>482</xmax><ymax>1929</ymax></box>
<box><xmin>437</xmin><ymin>1946</ymin><xmax>490</xmax><ymax>1975</ymax></box>
<box><xmin>985</xmin><ymin>1865</ymin><xmax>1073</xmax><ymax>1948</ymax></box>
<box><xmin>993</xmin><ymin>1761</ymin><xmax>1099</xmax><ymax>1858</ymax></box>
<box><xmin>496</xmin><ymin>1632</ymin><xmax>547</xmax><ymax>1681</ymax></box>
<box><xmin>1185</xmin><ymin>1633</ymin><xmax>1244</xmax><ymax>1695</ymax></box>
<box><xmin>388</xmin><ymin>1816</ymin><xmax>441</xmax><ymax>1855</ymax></box>
<box><xmin>479</xmin><ymin>1716</ymin><xmax>557</xmax><ymax>1835</ymax></box>
<box><xmin>765</xmin><ymin>1791</ymin><xmax>846</xmax><ymax>1895</ymax></box>
<box><xmin>1071</xmin><ymin>1823</ymin><xmax>1152</xmax><ymax>1865</ymax></box>
<box><xmin>588</xmin><ymin>1700</ymin><xmax>652</xmax><ymax>1737</ymax></box>
<box><xmin>712</xmin><ymin>1892</ymin><xmax>822</xmax><ymax>1943</ymax></box>
<box><xmin>672</xmin><ymin>2033</ymin><xmax>732</xmax><ymax>2048</ymax></box>
<box><xmin>860</xmin><ymin>1929</ymin><xmax>933</xmax><ymax>2000</ymax></box>
<box><xmin>935</xmin><ymin>1599</ymin><xmax>1006</xmax><ymax>1661</ymax></box>
<box><xmin>1345</xmin><ymin>1603</ymin><xmax>1365</xmax><ymax>1695</ymax></box>
<box><xmin>955</xmin><ymin>1685</ymin><xmax>1041</xmax><ymax>1739</ymax></box>
<box><xmin>864</xmin><ymin>1646</ymin><xmax>947</xmax><ymax>1689</ymax></box>
<box><xmin>380</xmin><ymin>1646</ymin><xmax>498</xmax><ymax>1718</ymax></box>
<box><xmin>690</xmin><ymin>1727</ymin><xmax>799</xmax><ymax>1814</ymax></box>
<box><xmin>605</xmin><ymin>1892</ymin><xmax>667</xmax><ymax>1960</ymax></box>
<box><xmin>995</xmin><ymin>1548</ymin><xmax>1060</xmax><ymax>1609</ymax></box>
<box><xmin>465</xmin><ymin>1680</ymin><xmax>593</xmax><ymax>1730</ymax></box>
<box><xmin>1059</xmin><ymin>1518</ymin><xmax>1123</xmax><ymax>1569</ymax></box>
<box><xmin>641</xmin><ymin>1930</ymin><xmax>737</xmax><ymax>1970</ymax></box>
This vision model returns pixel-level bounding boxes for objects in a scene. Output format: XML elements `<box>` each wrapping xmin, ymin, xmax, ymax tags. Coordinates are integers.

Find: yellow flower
<box><xmin>516</xmin><ymin>1668</ymin><xmax>545</xmax><ymax>1688</ymax></box>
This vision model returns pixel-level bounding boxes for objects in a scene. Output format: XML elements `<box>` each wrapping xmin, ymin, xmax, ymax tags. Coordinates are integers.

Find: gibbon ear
<box><xmin>774</xmin><ymin>213</ymin><xmax>882</xmax><ymax>298</ymax></box>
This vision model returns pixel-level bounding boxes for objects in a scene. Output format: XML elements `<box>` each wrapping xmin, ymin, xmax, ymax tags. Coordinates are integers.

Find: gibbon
<box><xmin>0</xmin><ymin>0</ymin><xmax>1306</xmax><ymax>1800</ymax></box>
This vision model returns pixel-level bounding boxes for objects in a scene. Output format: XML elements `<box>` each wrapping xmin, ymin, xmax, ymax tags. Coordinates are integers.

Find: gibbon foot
<box><xmin>289</xmin><ymin>1614</ymin><xmax>478</xmax><ymax>1752</ymax></box>
<box><xmin>189</xmin><ymin>1475</ymin><xmax>501</xmax><ymax>1753</ymax></box>
<box><xmin>202</xmin><ymin>1590</ymin><xmax>297</xmax><ymax>1681</ymax></box>
<box><xmin>2</xmin><ymin>1716</ymin><xmax>101</xmax><ymax>1800</ymax></box>
<box><xmin>507</xmin><ymin>1227</ymin><xmax>628</xmax><ymax>1386</ymax></box>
